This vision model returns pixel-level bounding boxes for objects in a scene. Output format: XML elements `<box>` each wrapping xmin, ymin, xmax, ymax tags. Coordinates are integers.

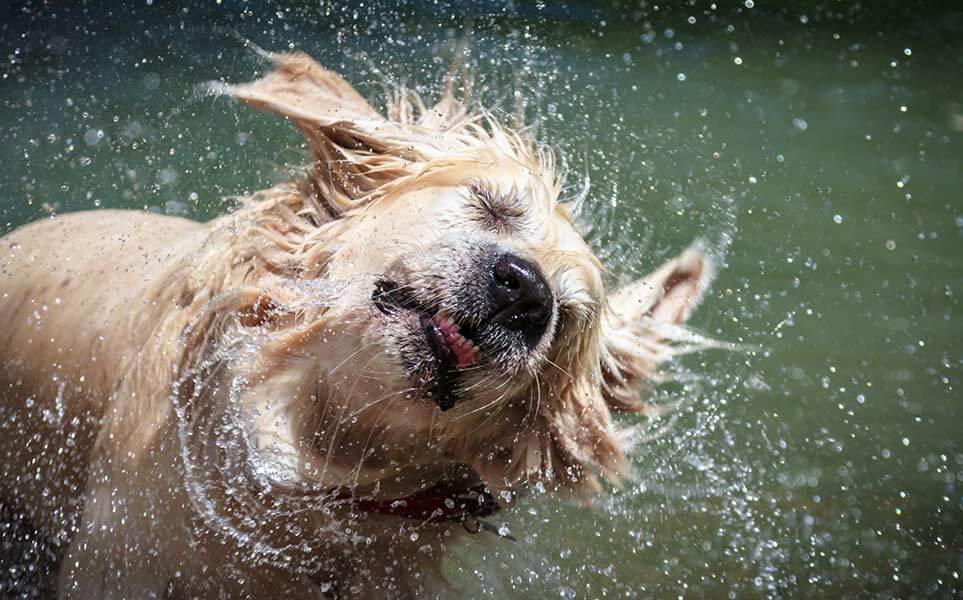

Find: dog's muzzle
<box><xmin>373</xmin><ymin>249</ymin><xmax>555</xmax><ymax>410</ymax></box>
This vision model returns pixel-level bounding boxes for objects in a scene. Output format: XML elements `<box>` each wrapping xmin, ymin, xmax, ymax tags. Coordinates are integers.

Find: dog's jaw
<box><xmin>371</xmin><ymin>277</ymin><xmax>480</xmax><ymax>410</ymax></box>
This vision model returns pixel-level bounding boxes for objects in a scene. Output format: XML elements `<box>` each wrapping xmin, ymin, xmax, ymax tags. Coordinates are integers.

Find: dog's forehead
<box><xmin>382</xmin><ymin>157</ymin><xmax>558</xmax><ymax>227</ymax></box>
<box><xmin>451</xmin><ymin>156</ymin><xmax>604</xmax><ymax>295</ymax></box>
<box><xmin>483</xmin><ymin>159</ymin><xmax>554</xmax><ymax>203</ymax></box>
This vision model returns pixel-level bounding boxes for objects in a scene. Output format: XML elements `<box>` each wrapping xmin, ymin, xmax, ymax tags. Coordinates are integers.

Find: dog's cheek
<box><xmin>382</xmin><ymin>318</ymin><xmax>431</xmax><ymax>380</ymax></box>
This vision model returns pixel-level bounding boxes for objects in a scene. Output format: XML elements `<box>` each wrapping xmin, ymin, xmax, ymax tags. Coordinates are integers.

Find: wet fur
<box><xmin>0</xmin><ymin>52</ymin><xmax>715</xmax><ymax>598</ymax></box>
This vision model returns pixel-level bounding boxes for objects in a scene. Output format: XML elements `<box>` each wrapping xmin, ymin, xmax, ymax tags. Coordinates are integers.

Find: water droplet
<box><xmin>158</xmin><ymin>168</ymin><xmax>178</xmax><ymax>185</ymax></box>
<box><xmin>83</xmin><ymin>129</ymin><xmax>104</xmax><ymax>146</ymax></box>
<box><xmin>143</xmin><ymin>72</ymin><xmax>161</xmax><ymax>90</ymax></box>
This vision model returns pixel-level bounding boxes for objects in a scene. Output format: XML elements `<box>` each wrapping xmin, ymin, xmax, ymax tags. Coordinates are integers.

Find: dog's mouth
<box><xmin>373</xmin><ymin>279</ymin><xmax>481</xmax><ymax>409</ymax></box>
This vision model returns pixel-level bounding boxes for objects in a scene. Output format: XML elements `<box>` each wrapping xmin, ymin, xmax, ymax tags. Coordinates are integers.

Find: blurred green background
<box><xmin>1</xmin><ymin>1</ymin><xmax>960</xmax><ymax>597</ymax></box>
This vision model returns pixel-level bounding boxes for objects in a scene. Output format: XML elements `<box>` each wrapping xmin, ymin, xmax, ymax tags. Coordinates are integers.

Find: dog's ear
<box><xmin>214</xmin><ymin>52</ymin><xmax>416</xmax><ymax>217</ymax></box>
<box><xmin>600</xmin><ymin>243</ymin><xmax>714</xmax><ymax>412</ymax></box>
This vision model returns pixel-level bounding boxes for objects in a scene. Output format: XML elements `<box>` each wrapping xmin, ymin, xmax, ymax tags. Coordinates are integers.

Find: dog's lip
<box><xmin>372</xmin><ymin>279</ymin><xmax>419</xmax><ymax>314</ymax></box>
<box><xmin>373</xmin><ymin>279</ymin><xmax>481</xmax><ymax>370</ymax></box>
<box><xmin>423</xmin><ymin>314</ymin><xmax>480</xmax><ymax>370</ymax></box>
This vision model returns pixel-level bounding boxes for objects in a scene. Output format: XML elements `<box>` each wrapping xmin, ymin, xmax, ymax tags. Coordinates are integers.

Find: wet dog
<box><xmin>0</xmin><ymin>52</ymin><xmax>714</xmax><ymax>598</ymax></box>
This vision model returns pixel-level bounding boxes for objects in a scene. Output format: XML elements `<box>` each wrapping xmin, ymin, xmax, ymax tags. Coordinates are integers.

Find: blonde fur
<box><xmin>0</xmin><ymin>52</ymin><xmax>716</xmax><ymax>598</ymax></box>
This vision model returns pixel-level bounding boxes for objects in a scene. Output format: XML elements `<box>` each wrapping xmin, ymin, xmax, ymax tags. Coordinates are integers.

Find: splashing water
<box><xmin>0</xmin><ymin>2</ymin><xmax>960</xmax><ymax>598</ymax></box>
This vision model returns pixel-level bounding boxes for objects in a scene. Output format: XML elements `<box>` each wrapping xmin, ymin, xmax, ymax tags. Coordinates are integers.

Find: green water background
<box><xmin>1</xmin><ymin>1</ymin><xmax>960</xmax><ymax>597</ymax></box>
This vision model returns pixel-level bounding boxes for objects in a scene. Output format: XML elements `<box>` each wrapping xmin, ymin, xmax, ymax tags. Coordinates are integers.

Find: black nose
<box><xmin>489</xmin><ymin>253</ymin><xmax>554</xmax><ymax>345</ymax></box>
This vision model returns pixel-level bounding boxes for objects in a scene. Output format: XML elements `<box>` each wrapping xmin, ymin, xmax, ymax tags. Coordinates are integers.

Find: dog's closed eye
<box><xmin>467</xmin><ymin>181</ymin><xmax>525</xmax><ymax>233</ymax></box>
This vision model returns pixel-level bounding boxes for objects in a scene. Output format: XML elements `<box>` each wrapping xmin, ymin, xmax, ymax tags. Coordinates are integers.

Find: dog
<box><xmin>0</xmin><ymin>52</ymin><xmax>714</xmax><ymax>598</ymax></box>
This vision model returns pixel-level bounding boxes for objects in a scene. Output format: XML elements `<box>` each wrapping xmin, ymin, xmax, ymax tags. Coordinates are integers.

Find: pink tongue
<box><xmin>433</xmin><ymin>316</ymin><xmax>479</xmax><ymax>368</ymax></box>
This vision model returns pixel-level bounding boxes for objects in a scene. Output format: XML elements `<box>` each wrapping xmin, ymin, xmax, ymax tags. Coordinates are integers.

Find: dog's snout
<box><xmin>489</xmin><ymin>253</ymin><xmax>553</xmax><ymax>344</ymax></box>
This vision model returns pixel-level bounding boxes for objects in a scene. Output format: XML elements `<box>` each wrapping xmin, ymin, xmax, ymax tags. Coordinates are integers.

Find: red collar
<box><xmin>328</xmin><ymin>482</ymin><xmax>501</xmax><ymax>525</ymax></box>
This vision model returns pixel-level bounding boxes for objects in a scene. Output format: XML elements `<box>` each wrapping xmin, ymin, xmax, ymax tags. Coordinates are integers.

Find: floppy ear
<box><xmin>213</xmin><ymin>52</ymin><xmax>417</xmax><ymax>218</ymax></box>
<box><xmin>600</xmin><ymin>243</ymin><xmax>715</xmax><ymax>413</ymax></box>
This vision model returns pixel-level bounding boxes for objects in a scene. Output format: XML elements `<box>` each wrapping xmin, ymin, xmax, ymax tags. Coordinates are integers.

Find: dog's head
<box><xmin>205</xmin><ymin>53</ymin><xmax>714</xmax><ymax>501</ymax></box>
<box><xmin>345</xmin><ymin>172</ymin><xmax>588</xmax><ymax>407</ymax></box>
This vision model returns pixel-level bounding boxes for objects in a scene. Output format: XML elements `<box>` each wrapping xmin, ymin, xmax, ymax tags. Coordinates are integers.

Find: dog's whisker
<box><xmin>473</xmin><ymin>389</ymin><xmax>512</xmax><ymax>433</ymax></box>
<box><xmin>453</xmin><ymin>374</ymin><xmax>515</xmax><ymax>421</ymax></box>
<box><xmin>328</xmin><ymin>340</ymin><xmax>383</xmax><ymax>373</ymax></box>
<box><xmin>528</xmin><ymin>370</ymin><xmax>543</xmax><ymax>425</ymax></box>
<box><xmin>543</xmin><ymin>357</ymin><xmax>575</xmax><ymax>381</ymax></box>
<box><xmin>457</xmin><ymin>370</ymin><xmax>507</xmax><ymax>394</ymax></box>
<box><xmin>461</xmin><ymin>382</ymin><xmax>517</xmax><ymax>436</ymax></box>
<box><xmin>456</xmin><ymin>369</ymin><xmax>513</xmax><ymax>399</ymax></box>
<box><xmin>339</xmin><ymin>386</ymin><xmax>417</xmax><ymax>423</ymax></box>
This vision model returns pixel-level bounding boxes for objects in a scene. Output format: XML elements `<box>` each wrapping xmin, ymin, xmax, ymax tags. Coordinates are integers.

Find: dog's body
<box><xmin>0</xmin><ymin>53</ymin><xmax>714</xmax><ymax>598</ymax></box>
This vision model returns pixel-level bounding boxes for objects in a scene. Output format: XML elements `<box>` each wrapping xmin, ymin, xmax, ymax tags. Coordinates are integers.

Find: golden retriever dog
<box><xmin>0</xmin><ymin>52</ymin><xmax>714</xmax><ymax>598</ymax></box>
